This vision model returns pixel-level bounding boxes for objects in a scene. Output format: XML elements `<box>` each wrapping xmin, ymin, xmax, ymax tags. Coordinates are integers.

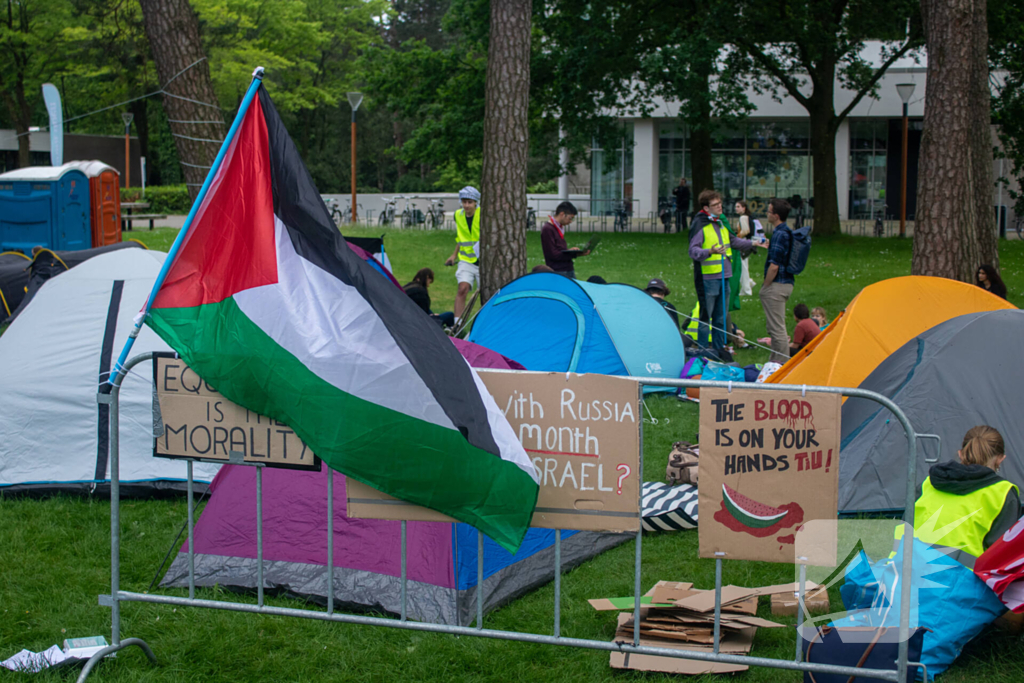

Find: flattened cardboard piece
<box><xmin>152</xmin><ymin>355</ymin><xmax>320</xmax><ymax>471</ymax></box>
<box><xmin>609</xmin><ymin>651</ymin><xmax>748</xmax><ymax>675</ymax></box>
<box><xmin>770</xmin><ymin>591</ymin><xmax>831</xmax><ymax>616</ymax></box>
<box><xmin>672</xmin><ymin>585</ymin><xmax>757</xmax><ymax>613</ymax></box>
<box><xmin>347</xmin><ymin>371</ymin><xmax>642</xmax><ymax>532</ymax></box>
<box><xmin>752</xmin><ymin>581</ymin><xmax>822</xmax><ymax>596</ymax></box>
<box><xmin>698</xmin><ymin>387</ymin><xmax>840</xmax><ymax>564</ymax></box>
<box><xmin>650</xmin><ymin>581</ymin><xmax>696</xmax><ymax>604</ymax></box>
<box><xmin>614</xmin><ymin>615</ymin><xmax>756</xmax><ymax>653</ymax></box>
<box><xmin>729</xmin><ymin>615</ymin><xmax>786</xmax><ymax>629</ymax></box>
<box><xmin>722</xmin><ymin>596</ymin><xmax>758</xmax><ymax>615</ymax></box>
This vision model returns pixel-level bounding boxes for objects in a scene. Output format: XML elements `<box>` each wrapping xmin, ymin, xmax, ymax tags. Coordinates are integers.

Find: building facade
<box><xmin>582</xmin><ymin>48</ymin><xmax>1014</xmax><ymax>227</ymax></box>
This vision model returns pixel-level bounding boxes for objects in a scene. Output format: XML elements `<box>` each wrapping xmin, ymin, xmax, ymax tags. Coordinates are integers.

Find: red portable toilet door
<box><xmin>93</xmin><ymin>170</ymin><xmax>122</xmax><ymax>246</ymax></box>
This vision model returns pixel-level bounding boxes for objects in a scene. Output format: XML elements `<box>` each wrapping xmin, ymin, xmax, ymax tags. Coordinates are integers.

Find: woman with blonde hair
<box><xmin>903</xmin><ymin>426</ymin><xmax>1021</xmax><ymax>563</ymax></box>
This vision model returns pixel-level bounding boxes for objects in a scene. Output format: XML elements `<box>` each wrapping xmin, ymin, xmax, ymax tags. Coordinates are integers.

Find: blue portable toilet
<box><xmin>468</xmin><ymin>273</ymin><xmax>685</xmax><ymax>391</ymax></box>
<box><xmin>0</xmin><ymin>164</ymin><xmax>91</xmax><ymax>254</ymax></box>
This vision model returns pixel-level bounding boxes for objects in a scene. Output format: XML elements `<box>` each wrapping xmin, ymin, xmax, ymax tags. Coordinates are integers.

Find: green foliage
<box><xmin>432</xmin><ymin>155</ymin><xmax>481</xmax><ymax>191</ymax></box>
<box><xmin>121</xmin><ymin>185</ymin><xmax>191</xmax><ymax>214</ymax></box>
<box><xmin>527</xmin><ymin>179</ymin><xmax>558</xmax><ymax>194</ymax></box>
<box><xmin>991</xmin><ymin>0</ymin><xmax>1024</xmax><ymax>215</ymax></box>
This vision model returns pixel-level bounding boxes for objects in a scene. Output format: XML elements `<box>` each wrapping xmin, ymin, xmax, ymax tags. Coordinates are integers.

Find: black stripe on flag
<box><xmin>255</xmin><ymin>86</ymin><xmax>501</xmax><ymax>458</ymax></box>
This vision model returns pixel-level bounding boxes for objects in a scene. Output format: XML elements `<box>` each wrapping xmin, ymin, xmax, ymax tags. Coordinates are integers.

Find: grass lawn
<box><xmin>2</xmin><ymin>229</ymin><xmax>1023</xmax><ymax>681</ymax></box>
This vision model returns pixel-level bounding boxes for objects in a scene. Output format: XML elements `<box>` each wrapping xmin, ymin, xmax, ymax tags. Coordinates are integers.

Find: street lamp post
<box><xmin>895</xmin><ymin>83</ymin><xmax>915</xmax><ymax>239</ymax></box>
<box><xmin>121</xmin><ymin>112</ymin><xmax>135</xmax><ymax>189</ymax></box>
<box><xmin>347</xmin><ymin>93</ymin><xmax>363</xmax><ymax>224</ymax></box>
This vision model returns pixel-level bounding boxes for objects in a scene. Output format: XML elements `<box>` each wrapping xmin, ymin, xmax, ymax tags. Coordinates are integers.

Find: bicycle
<box><xmin>526</xmin><ymin>206</ymin><xmax>537</xmax><ymax>232</ymax></box>
<box><xmin>324</xmin><ymin>197</ymin><xmax>344</xmax><ymax>227</ymax></box>
<box><xmin>613</xmin><ymin>199</ymin><xmax>631</xmax><ymax>233</ymax></box>
<box><xmin>873</xmin><ymin>204</ymin><xmax>888</xmax><ymax>238</ymax></box>
<box><xmin>425</xmin><ymin>199</ymin><xmax>445</xmax><ymax>229</ymax></box>
<box><xmin>1013</xmin><ymin>214</ymin><xmax>1023</xmax><ymax>240</ymax></box>
<box><xmin>399</xmin><ymin>196</ymin><xmax>418</xmax><ymax>228</ymax></box>
<box><xmin>378</xmin><ymin>196</ymin><xmax>398</xmax><ymax>225</ymax></box>
<box><xmin>344</xmin><ymin>202</ymin><xmax>363</xmax><ymax>225</ymax></box>
<box><xmin>658</xmin><ymin>199</ymin><xmax>674</xmax><ymax>233</ymax></box>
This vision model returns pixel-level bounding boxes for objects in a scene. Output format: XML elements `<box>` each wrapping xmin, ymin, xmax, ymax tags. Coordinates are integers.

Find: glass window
<box><xmin>713</xmin><ymin>152</ymin><xmax>746</xmax><ymax>205</ymax></box>
<box><xmin>590</xmin><ymin>123</ymin><xmax>634</xmax><ymax>215</ymax></box>
<box><xmin>745</xmin><ymin>152</ymin><xmax>812</xmax><ymax>216</ymax></box>
<box><xmin>747</xmin><ymin>121</ymin><xmax>809</xmax><ymax>151</ymax></box>
<box><xmin>848</xmin><ymin>120</ymin><xmax>888</xmax><ymax>219</ymax></box>
<box><xmin>658</xmin><ymin>121</ymin><xmax>689</xmax><ymax>206</ymax></box>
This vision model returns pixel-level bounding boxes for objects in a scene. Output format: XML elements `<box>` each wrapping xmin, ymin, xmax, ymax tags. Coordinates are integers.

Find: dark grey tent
<box><xmin>839</xmin><ymin>309</ymin><xmax>1024</xmax><ymax>514</ymax></box>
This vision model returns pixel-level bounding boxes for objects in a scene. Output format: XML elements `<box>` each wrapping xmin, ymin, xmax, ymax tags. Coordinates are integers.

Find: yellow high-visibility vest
<box><xmin>700</xmin><ymin>222</ymin><xmax>732</xmax><ymax>276</ymax></box>
<box><xmin>894</xmin><ymin>475</ymin><xmax>1017</xmax><ymax>562</ymax></box>
<box><xmin>455</xmin><ymin>208</ymin><xmax>481</xmax><ymax>264</ymax></box>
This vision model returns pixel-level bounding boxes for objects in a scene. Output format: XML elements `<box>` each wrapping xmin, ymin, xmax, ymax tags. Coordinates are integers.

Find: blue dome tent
<box><xmin>468</xmin><ymin>273</ymin><xmax>685</xmax><ymax>391</ymax></box>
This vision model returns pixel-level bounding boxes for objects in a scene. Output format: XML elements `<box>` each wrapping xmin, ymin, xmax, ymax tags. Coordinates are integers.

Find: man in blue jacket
<box><xmin>760</xmin><ymin>197</ymin><xmax>795</xmax><ymax>363</ymax></box>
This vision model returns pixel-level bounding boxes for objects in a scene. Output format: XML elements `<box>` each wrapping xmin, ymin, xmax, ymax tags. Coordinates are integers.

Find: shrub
<box><xmin>120</xmin><ymin>185</ymin><xmax>192</xmax><ymax>214</ymax></box>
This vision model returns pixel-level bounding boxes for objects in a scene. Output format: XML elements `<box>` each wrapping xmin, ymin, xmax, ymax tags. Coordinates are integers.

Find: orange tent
<box><xmin>766</xmin><ymin>276</ymin><xmax>1015</xmax><ymax>389</ymax></box>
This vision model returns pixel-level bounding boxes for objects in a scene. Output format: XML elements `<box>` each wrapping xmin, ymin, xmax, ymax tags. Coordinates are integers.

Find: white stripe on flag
<box><xmin>235</xmin><ymin>218</ymin><xmax>457</xmax><ymax>430</ymax></box>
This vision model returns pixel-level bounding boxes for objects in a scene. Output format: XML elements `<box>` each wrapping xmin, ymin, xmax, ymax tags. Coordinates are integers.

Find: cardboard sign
<box><xmin>347</xmin><ymin>370</ymin><xmax>641</xmax><ymax>532</ymax></box>
<box><xmin>697</xmin><ymin>387</ymin><xmax>840</xmax><ymax>565</ymax></box>
<box><xmin>152</xmin><ymin>355</ymin><xmax>320</xmax><ymax>471</ymax></box>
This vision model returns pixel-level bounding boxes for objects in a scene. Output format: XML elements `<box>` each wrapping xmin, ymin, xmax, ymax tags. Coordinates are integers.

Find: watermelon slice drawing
<box><xmin>721</xmin><ymin>484</ymin><xmax>789</xmax><ymax>529</ymax></box>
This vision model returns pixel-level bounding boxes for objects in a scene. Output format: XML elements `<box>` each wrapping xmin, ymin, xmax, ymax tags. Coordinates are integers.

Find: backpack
<box><xmin>666</xmin><ymin>441</ymin><xmax>700</xmax><ymax>486</ymax></box>
<box><xmin>785</xmin><ymin>224</ymin><xmax>812</xmax><ymax>276</ymax></box>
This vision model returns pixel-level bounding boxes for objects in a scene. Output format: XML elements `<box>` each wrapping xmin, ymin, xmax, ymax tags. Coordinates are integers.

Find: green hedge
<box><xmin>121</xmin><ymin>185</ymin><xmax>192</xmax><ymax>214</ymax></box>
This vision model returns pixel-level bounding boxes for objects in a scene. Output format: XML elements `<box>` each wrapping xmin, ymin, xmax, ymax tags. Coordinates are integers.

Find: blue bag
<box><xmin>835</xmin><ymin>539</ymin><xmax>1006</xmax><ymax>679</ymax></box>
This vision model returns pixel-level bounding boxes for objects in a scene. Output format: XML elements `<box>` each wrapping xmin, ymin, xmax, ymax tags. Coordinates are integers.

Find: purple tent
<box><xmin>162</xmin><ymin>339</ymin><xmax>626</xmax><ymax>625</ymax></box>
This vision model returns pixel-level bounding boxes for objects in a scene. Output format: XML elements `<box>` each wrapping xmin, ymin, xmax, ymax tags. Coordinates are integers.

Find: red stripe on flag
<box><xmin>152</xmin><ymin>99</ymin><xmax>278</xmax><ymax>309</ymax></box>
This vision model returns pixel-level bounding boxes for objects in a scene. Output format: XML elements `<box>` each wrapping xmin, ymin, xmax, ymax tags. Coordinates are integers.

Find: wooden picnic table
<box><xmin>120</xmin><ymin>202</ymin><xmax>166</xmax><ymax>231</ymax></box>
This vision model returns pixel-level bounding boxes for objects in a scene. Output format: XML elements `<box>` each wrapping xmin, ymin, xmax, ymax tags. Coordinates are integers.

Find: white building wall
<box><xmin>632</xmin><ymin>120</ymin><xmax>659</xmax><ymax>217</ymax></box>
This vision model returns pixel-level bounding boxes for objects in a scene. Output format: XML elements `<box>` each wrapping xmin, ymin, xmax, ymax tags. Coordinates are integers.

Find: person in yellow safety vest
<box><xmin>444</xmin><ymin>186</ymin><xmax>481</xmax><ymax>324</ymax></box>
<box><xmin>894</xmin><ymin>425</ymin><xmax>1021</xmax><ymax>568</ymax></box>
<box><xmin>687</xmin><ymin>190</ymin><xmax>765</xmax><ymax>354</ymax></box>
<box><xmin>683</xmin><ymin>301</ymin><xmax>710</xmax><ymax>347</ymax></box>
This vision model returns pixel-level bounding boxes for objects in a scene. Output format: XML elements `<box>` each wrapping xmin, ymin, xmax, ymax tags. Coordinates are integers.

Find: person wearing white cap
<box><xmin>444</xmin><ymin>186</ymin><xmax>482</xmax><ymax>323</ymax></box>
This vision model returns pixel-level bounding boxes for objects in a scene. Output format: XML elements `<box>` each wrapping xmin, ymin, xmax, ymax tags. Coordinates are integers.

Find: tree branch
<box><xmin>836</xmin><ymin>37</ymin><xmax>919</xmax><ymax>122</ymax></box>
<box><xmin>732</xmin><ymin>36</ymin><xmax>811</xmax><ymax>109</ymax></box>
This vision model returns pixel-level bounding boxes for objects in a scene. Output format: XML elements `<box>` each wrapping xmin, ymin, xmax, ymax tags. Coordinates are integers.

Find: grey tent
<box><xmin>839</xmin><ymin>310</ymin><xmax>1024</xmax><ymax>514</ymax></box>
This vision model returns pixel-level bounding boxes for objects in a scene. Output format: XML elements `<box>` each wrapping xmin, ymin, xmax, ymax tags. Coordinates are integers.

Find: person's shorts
<box><xmin>456</xmin><ymin>261</ymin><xmax>479</xmax><ymax>288</ymax></box>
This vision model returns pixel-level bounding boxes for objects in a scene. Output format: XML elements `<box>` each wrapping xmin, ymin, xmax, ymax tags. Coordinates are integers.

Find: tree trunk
<box><xmin>688</xmin><ymin>65</ymin><xmax>714</xmax><ymax>198</ymax></box>
<box><xmin>809</xmin><ymin>99</ymin><xmax>841</xmax><ymax>236</ymax></box>
<box><xmin>914</xmin><ymin>0</ymin><xmax>995</xmax><ymax>278</ymax></box>
<box><xmin>480</xmin><ymin>0</ymin><xmax>531</xmax><ymax>301</ymax></box>
<box><xmin>138</xmin><ymin>0</ymin><xmax>226</xmax><ymax>199</ymax></box>
<box><xmin>689</xmin><ymin>126</ymin><xmax>713</xmax><ymax>200</ymax></box>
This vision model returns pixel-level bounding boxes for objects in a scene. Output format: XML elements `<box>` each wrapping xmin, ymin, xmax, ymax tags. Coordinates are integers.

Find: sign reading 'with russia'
<box><xmin>697</xmin><ymin>387</ymin><xmax>840</xmax><ymax>565</ymax></box>
<box><xmin>347</xmin><ymin>371</ymin><xmax>642</xmax><ymax>533</ymax></box>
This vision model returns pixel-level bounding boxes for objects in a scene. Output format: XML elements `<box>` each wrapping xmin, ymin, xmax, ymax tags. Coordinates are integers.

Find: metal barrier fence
<box><xmin>82</xmin><ymin>354</ymin><xmax>926</xmax><ymax>682</ymax></box>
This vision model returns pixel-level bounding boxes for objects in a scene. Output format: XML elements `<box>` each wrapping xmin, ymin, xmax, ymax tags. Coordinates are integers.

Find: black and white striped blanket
<box><xmin>641</xmin><ymin>481</ymin><xmax>699</xmax><ymax>531</ymax></box>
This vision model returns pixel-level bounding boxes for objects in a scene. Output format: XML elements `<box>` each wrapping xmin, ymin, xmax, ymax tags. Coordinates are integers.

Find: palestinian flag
<box><xmin>145</xmin><ymin>84</ymin><xmax>539</xmax><ymax>551</ymax></box>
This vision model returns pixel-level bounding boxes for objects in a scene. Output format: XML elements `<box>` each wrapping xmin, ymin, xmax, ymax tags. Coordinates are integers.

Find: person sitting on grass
<box><xmin>811</xmin><ymin>306</ymin><xmax>828</xmax><ymax>329</ymax></box>
<box><xmin>789</xmin><ymin>303</ymin><xmax>820</xmax><ymax>353</ymax></box>
<box><xmin>404</xmin><ymin>268</ymin><xmax>455</xmax><ymax>328</ymax></box>
<box><xmin>976</xmin><ymin>264</ymin><xmax>1008</xmax><ymax>300</ymax></box>
<box><xmin>898</xmin><ymin>425</ymin><xmax>1021</xmax><ymax>565</ymax></box>
<box><xmin>644</xmin><ymin>278</ymin><xmax>681</xmax><ymax>329</ymax></box>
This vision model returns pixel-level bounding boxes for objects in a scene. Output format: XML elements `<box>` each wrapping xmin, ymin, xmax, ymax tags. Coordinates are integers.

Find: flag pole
<box><xmin>104</xmin><ymin>67</ymin><xmax>265</xmax><ymax>390</ymax></box>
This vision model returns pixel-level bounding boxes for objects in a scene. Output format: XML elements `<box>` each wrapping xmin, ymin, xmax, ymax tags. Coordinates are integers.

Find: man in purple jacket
<box><xmin>541</xmin><ymin>202</ymin><xmax>590</xmax><ymax>278</ymax></box>
<box><xmin>688</xmin><ymin>190</ymin><xmax>764</xmax><ymax>353</ymax></box>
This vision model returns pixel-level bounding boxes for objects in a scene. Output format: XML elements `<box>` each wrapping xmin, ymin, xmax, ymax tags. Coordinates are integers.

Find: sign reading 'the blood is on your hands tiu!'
<box><xmin>698</xmin><ymin>388</ymin><xmax>840</xmax><ymax>565</ymax></box>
